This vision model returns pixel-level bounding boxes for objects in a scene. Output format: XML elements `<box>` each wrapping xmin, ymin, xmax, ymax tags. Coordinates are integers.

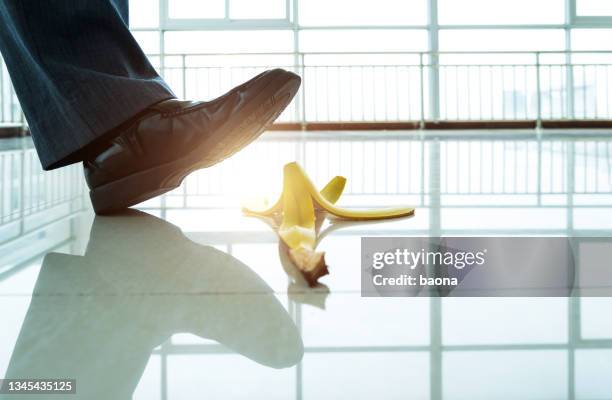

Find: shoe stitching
<box><xmin>160</xmin><ymin>102</ymin><xmax>209</xmax><ymax>118</ymax></box>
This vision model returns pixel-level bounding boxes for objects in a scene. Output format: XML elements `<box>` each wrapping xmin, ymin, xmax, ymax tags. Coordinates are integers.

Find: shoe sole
<box><xmin>90</xmin><ymin>72</ymin><xmax>301</xmax><ymax>214</ymax></box>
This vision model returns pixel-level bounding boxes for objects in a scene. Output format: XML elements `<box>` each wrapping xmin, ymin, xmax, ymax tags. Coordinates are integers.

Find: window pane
<box><xmin>168</xmin><ymin>0</ymin><xmax>225</xmax><ymax>19</ymax></box>
<box><xmin>301</xmin><ymin>54</ymin><xmax>424</xmax><ymax>122</ymax></box>
<box><xmin>439</xmin><ymin>29</ymin><xmax>565</xmax><ymax>52</ymax></box>
<box><xmin>299</xmin><ymin>0</ymin><xmax>426</xmax><ymax>26</ymax></box>
<box><xmin>577</xmin><ymin>0</ymin><xmax>612</xmax><ymax>16</ymax></box>
<box><xmin>132</xmin><ymin>31</ymin><xmax>160</xmax><ymax>54</ymax></box>
<box><xmin>439</xmin><ymin>0</ymin><xmax>565</xmax><ymax>24</ymax></box>
<box><xmin>165</xmin><ymin>30</ymin><xmax>293</xmax><ymax>53</ymax></box>
<box><xmin>129</xmin><ymin>0</ymin><xmax>159</xmax><ymax>28</ymax></box>
<box><xmin>299</xmin><ymin>29</ymin><xmax>428</xmax><ymax>52</ymax></box>
<box><xmin>230</xmin><ymin>0</ymin><xmax>286</xmax><ymax>19</ymax></box>
<box><xmin>572</xmin><ymin>29</ymin><xmax>612</xmax><ymax>51</ymax></box>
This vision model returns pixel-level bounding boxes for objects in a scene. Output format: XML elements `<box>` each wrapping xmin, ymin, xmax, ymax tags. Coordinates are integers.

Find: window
<box><xmin>438</xmin><ymin>0</ymin><xmax>565</xmax><ymax>25</ymax></box>
<box><xmin>132</xmin><ymin>31</ymin><xmax>160</xmax><ymax>54</ymax></box>
<box><xmin>9</xmin><ymin>0</ymin><xmax>609</xmax><ymax>126</ymax></box>
<box><xmin>165</xmin><ymin>0</ymin><xmax>289</xmax><ymax>23</ymax></box>
<box><xmin>439</xmin><ymin>29</ymin><xmax>566</xmax><ymax>52</ymax></box>
<box><xmin>299</xmin><ymin>0</ymin><xmax>427</xmax><ymax>26</ymax></box>
<box><xmin>165</xmin><ymin>30</ymin><xmax>293</xmax><ymax>54</ymax></box>
<box><xmin>571</xmin><ymin>29</ymin><xmax>612</xmax><ymax>51</ymax></box>
<box><xmin>168</xmin><ymin>0</ymin><xmax>225</xmax><ymax>19</ymax></box>
<box><xmin>230</xmin><ymin>0</ymin><xmax>287</xmax><ymax>19</ymax></box>
<box><xmin>576</xmin><ymin>0</ymin><xmax>612</xmax><ymax>16</ymax></box>
<box><xmin>299</xmin><ymin>29</ymin><xmax>428</xmax><ymax>52</ymax></box>
<box><xmin>129</xmin><ymin>0</ymin><xmax>159</xmax><ymax>28</ymax></box>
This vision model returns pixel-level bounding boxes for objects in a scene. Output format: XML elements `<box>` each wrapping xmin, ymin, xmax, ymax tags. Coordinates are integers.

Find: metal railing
<box><xmin>155</xmin><ymin>50</ymin><xmax>612</xmax><ymax>125</ymax></box>
<box><xmin>0</xmin><ymin>145</ymin><xmax>88</xmax><ymax>268</ymax></box>
<box><xmin>2</xmin><ymin>51</ymin><xmax>612</xmax><ymax>129</ymax></box>
<box><xmin>0</xmin><ymin>58</ymin><xmax>22</xmax><ymax>128</ymax></box>
<box><xmin>2</xmin><ymin>134</ymin><xmax>610</xmax><ymax>231</ymax></box>
<box><xmin>142</xmin><ymin>134</ymin><xmax>612</xmax><ymax>210</ymax></box>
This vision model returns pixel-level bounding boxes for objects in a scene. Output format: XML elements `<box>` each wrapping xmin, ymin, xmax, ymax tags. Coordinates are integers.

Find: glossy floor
<box><xmin>1</xmin><ymin>131</ymin><xmax>612</xmax><ymax>399</ymax></box>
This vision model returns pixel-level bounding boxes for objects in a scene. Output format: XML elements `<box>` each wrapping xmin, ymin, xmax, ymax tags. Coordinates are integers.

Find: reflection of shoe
<box><xmin>4</xmin><ymin>210</ymin><xmax>302</xmax><ymax>400</ymax></box>
<box><xmin>85</xmin><ymin>69</ymin><xmax>301</xmax><ymax>214</ymax></box>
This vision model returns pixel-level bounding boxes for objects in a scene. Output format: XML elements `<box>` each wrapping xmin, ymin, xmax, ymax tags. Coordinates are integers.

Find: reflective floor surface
<box><xmin>1</xmin><ymin>130</ymin><xmax>612</xmax><ymax>399</ymax></box>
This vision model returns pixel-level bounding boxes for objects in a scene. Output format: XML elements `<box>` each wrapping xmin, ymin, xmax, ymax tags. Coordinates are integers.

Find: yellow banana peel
<box><xmin>242</xmin><ymin>162</ymin><xmax>415</xmax><ymax>286</ymax></box>
<box><xmin>244</xmin><ymin>162</ymin><xmax>414</xmax><ymax>220</ymax></box>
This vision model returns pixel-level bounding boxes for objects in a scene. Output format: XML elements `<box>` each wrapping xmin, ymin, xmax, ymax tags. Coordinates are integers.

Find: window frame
<box><xmin>160</xmin><ymin>0</ymin><xmax>293</xmax><ymax>30</ymax></box>
<box><xmin>569</xmin><ymin>0</ymin><xmax>612</xmax><ymax>25</ymax></box>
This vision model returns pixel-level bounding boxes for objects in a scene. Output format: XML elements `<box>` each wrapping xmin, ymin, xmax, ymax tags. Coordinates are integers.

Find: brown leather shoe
<box><xmin>84</xmin><ymin>69</ymin><xmax>300</xmax><ymax>214</ymax></box>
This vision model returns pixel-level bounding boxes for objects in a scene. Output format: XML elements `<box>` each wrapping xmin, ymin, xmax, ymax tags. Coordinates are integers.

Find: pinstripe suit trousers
<box><xmin>0</xmin><ymin>0</ymin><xmax>175</xmax><ymax>170</ymax></box>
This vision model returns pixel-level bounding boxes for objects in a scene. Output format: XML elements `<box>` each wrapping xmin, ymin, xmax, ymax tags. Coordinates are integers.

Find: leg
<box><xmin>0</xmin><ymin>0</ymin><xmax>175</xmax><ymax>170</ymax></box>
<box><xmin>2</xmin><ymin>0</ymin><xmax>301</xmax><ymax>213</ymax></box>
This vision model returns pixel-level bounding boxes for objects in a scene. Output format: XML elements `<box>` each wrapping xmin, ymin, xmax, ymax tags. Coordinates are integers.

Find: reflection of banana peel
<box><xmin>243</xmin><ymin>162</ymin><xmax>415</xmax><ymax>286</ymax></box>
<box><xmin>248</xmin><ymin>209</ymin><xmax>330</xmax><ymax>309</ymax></box>
<box><xmin>288</xmin><ymin>281</ymin><xmax>331</xmax><ymax>309</ymax></box>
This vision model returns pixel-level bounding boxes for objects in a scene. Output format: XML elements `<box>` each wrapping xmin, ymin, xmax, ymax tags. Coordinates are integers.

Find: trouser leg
<box><xmin>0</xmin><ymin>0</ymin><xmax>175</xmax><ymax>169</ymax></box>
